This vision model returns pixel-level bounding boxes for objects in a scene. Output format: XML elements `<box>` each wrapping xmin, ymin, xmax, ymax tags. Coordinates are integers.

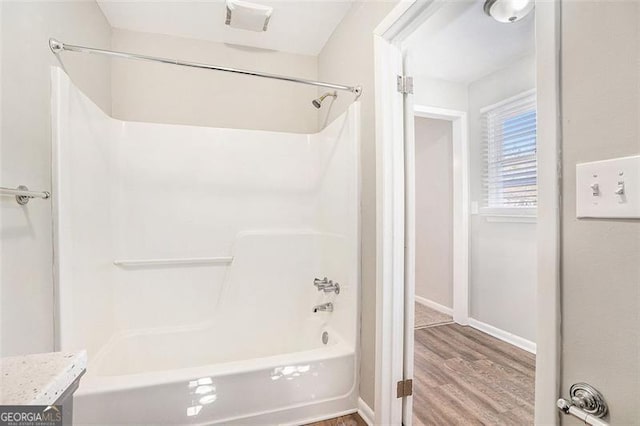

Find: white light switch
<box><xmin>576</xmin><ymin>155</ymin><xmax>640</xmax><ymax>219</ymax></box>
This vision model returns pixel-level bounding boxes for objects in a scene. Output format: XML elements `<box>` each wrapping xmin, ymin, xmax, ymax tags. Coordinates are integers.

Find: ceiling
<box><xmin>96</xmin><ymin>0</ymin><xmax>353</xmax><ymax>56</ymax></box>
<box><xmin>405</xmin><ymin>0</ymin><xmax>535</xmax><ymax>84</ymax></box>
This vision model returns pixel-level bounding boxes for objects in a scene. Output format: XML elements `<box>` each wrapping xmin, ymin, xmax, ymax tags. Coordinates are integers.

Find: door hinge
<box><xmin>396</xmin><ymin>75</ymin><xmax>414</xmax><ymax>94</ymax></box>
<box><xmin>397</xmin><ymin>379</ymin><xmax>413</xmax><ymax>398</ymax></box>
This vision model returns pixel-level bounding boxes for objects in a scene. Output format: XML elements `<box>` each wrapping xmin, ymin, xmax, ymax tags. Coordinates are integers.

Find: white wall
<box><xmin>111</xmin><ymin>29</ymin><xmax>319</xmax><ymax>133</ymax></box>
<box><xmin>316</xmin><ymin>1</ymin><xmax>399</xmax><ymax>409</ymax></box>
<box><xmin>0</xmin><ymin>0</ymin><xmax>111</xmax><ymax>357</ymax></box>
<box><xmin>561</xmin><ymin>2</ymin><xmax>639</xmax><ymax>423</ymax></box>
<box><xmin>468</xmin><ymin>54</ymin><xmax>537</xmax><ymax>343</ymax></box>
<box><xmin>412</xmin><ymin>76</ymin><xmax>468</xmax><ymax>112</ymax></box>
<box><xmin>414</xmin><ymin>117</ymin><xmax>453</xmax><ymax>308</ymax></box>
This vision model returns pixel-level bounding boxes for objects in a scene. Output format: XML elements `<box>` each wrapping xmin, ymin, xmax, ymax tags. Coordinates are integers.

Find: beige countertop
<box><xmin>0</xmin><ymin>351</ymin><xmax>87</xmax><ymax>405</ymax></box>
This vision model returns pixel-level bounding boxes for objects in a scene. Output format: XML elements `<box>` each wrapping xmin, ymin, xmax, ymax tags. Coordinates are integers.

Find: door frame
<box><xmin>402</xmin><ymin>105</ymin><xmax>468</xmax><ymax>426</ymax></box>
<box><xmin>373</xmin><ymin>1</ymin><xmax>562</xmax><ymax>425</ymax></box>
<box><xmin>412</xmin><ymin>106</ymin><xmax>470</xmax><ymax>325</ymax></box>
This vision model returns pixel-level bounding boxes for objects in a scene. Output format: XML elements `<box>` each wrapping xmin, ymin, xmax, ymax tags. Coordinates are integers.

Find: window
<box><xmin>481</xmin><ymin>90</ymin><xmax>537</xmax><ymax>214</ymax></box>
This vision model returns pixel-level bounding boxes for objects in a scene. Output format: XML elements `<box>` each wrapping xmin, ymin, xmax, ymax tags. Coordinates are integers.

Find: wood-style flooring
<box><xmin>415</xmin><ymin>302</ymin><xmax>453</xmax><ymax>329</ymax></box>
<box><xmin>305</xmin><ymin>413</ymin><xmax>366</xmax><ymax>426</ymax></box>
<box><xmin>413</xmin><ymin>323</ymin><xmax>535</xmax><ymax>425</ymax></box>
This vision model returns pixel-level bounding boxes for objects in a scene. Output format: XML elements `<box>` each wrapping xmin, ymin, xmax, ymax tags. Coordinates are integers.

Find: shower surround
<box><xmin>51</xmin><ymin>68</ymin><xmax>360</xmax><ymax>424</ymax></box>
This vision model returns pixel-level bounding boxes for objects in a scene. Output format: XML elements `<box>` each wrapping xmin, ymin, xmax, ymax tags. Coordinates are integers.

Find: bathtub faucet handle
<box><xmin>314</xmin><ymin>277</ymin><xmax>329</xmax><ymax>289</ymax></box>
<box><xmin>313</xmin><ymin>277</ymin><xmax>340</xmax><ymax>295</ymax></box>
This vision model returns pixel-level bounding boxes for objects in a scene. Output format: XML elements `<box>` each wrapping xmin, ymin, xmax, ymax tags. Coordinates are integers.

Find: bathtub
<box><xmin>74</xmin><ymin>324</ymin><xmax>356</xmax><ymax>425</ymax></box>
<box><xmin>73</xmin><ymin>231</ymin><xmax>359</xmax><ymax>425</ymax></box>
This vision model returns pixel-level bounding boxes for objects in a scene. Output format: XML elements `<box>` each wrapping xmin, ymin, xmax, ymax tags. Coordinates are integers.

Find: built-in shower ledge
<box><xmin>113</xmin><ymin>257</ymin><xmax>234</xmax><ymax>267</ymax></box>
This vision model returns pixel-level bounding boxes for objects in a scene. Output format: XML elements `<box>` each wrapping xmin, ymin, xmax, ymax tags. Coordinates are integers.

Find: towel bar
<box><xmin>0</xmin><ymin>185</ymin><xmax>50</xmax><ymax>205</ymax></box>
<box><xmin>557</xmin><ymin>398</ymin><xmax>609</xmax><ymax>426</ymax></box>
<box><xmin>557</xmin><ymin>383</ymin><xmax>609</xmax><ymax>426</ymax></box>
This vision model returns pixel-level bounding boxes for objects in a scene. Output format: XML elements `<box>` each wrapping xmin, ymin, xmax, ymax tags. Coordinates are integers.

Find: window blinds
<box><xmin>482</xmin><ymin>91</ymin><xmax>537</xmax><ymax>209</ymax></box>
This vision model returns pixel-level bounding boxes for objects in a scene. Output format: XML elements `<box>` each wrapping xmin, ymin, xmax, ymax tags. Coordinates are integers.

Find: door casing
<box><xmin>412</xmin><ymin>105</ymin><xmax>470</xmax><ymax>326</ymax></box>
<box><xmin>373</xmin><ymin>1</ymin><xmax>562</xmax><ymax>425</ymax></box>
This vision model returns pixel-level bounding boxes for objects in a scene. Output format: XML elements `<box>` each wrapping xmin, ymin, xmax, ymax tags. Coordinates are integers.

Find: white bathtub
<box><xmin>75</xmin><ymin>324</ymin><xmax>356</xmax><ymax>425</ymax></box>
<box><xmin>73</xmin><ymin>231</ymin><xmax>359</xmax><ymax>425</ymax></box>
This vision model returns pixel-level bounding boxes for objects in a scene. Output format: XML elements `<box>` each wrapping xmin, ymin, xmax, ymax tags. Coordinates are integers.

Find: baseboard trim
<box><xmin>415</xmin><ymin>295</ymin><xmax>453</xmax><ymax>316</ymax></box>
<box><xmin>468</xmin><ymin>318</ymin><xmax>536</xmax><ymax>354</ymax></box>
<box><xmin>357</xmin><ymin>398</ymin><xmax>374</xmax><ymax>426</ymax></box>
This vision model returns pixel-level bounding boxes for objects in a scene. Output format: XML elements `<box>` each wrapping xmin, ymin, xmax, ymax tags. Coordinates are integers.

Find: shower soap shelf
<box><xmin>113</xmin><ymin>257</ymin><xmax>234</xmax><ymax>267</ymax></box>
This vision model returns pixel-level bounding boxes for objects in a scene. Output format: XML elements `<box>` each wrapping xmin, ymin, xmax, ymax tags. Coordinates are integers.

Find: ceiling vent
<box><xmin>225</xmin><ymin>0</ymin><xmax>273</xmax><ymax>32</ymax></box>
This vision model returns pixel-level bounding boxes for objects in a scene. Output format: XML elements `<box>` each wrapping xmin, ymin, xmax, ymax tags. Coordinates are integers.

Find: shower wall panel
<box><xmin>52</xmin><ymin>66</ymin><xmax>116</xmax><ymax>357</ymax></box>
<box><xmin>52</xmin><ymin>65</ymin><xmax>359</xmax><ymax>368</ymax></box>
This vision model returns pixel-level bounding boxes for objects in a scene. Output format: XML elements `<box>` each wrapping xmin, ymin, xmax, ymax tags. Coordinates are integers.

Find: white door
<box><xmin>373</xmin><ymin>34</ymin><xmax>420</xmax><ymax>426</ymax></box>
<box><xmin>401</xmin><ymin>58</ymin><xmax>416</xmax><ymax>426</ymax></box>
<box><xmin>373</xmin><ymin>34</ymin><xmax>409</xmax><ymax>426</ymax></box>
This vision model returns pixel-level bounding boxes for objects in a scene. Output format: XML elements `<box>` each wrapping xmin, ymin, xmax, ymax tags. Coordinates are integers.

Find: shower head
<box><xmin>312</xmin><ymin>91</ymin><xmax>338</xmax><ymax>109</ymax></box>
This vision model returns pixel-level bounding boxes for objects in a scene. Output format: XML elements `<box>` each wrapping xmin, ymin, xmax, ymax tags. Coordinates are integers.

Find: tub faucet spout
<box><xmin>313</xmin><ymin>302</ymin><xmax>334</xmax><ymax>313</ymax></box>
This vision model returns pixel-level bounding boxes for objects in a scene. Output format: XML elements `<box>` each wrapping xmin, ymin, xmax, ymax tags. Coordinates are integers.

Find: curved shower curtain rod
<box><xmin>49</xmin><ymin>38</ymin><xmax>362</xmax><ymax>99</ymax></box>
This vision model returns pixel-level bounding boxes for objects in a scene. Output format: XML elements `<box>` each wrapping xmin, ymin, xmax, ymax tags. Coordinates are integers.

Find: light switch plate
<box><xmin>576</xmin><ymin>155</ymin><xmax>640</xmax><ymax>219</ymax></box>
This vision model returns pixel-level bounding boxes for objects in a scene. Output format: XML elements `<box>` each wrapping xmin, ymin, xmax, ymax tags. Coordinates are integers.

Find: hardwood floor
<box><xmin>415</xmin><ymin>302</ymin><xmax>453</xmax><ymax>329</ymax></box>
<box><xmin>305</xmin><ymin>413</ymin><xmax>367</xmax><ymax>426</ymax></box>
<box><xmin>413</xmin><ymin>323</ymin><xmax>535</xmax><ymax>425</ymax></box>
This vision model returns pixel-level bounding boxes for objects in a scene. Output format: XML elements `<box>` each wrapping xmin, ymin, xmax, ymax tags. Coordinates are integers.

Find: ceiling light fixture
<box><xmin>483</xmin><ymin>0</ymin><xmax>534</xmax><ymax>23</ymax></box>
